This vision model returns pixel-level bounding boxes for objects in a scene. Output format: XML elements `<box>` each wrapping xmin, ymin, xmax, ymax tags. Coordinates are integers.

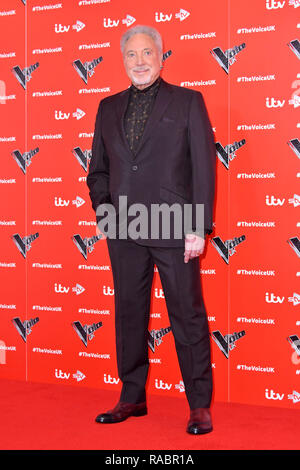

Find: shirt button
<box><xmin>132</xmin><ymin>165</ymin><xmax>138</xmax><ymax>171</ymax></box>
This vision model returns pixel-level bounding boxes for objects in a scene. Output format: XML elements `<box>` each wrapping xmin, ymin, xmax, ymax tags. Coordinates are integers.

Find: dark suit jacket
<box><xmin>87</xmin><ymin>77</ymin><xmax>216</xmax><ymax>248</ymax></box>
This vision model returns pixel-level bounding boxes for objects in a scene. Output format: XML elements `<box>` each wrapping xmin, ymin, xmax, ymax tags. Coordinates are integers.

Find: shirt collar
<box><xmin>130</xmin><ymin>76</ymin><xmax>161</xmax><ymax>95</ymax></box>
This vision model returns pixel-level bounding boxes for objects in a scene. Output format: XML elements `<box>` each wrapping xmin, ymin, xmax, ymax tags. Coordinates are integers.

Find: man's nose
<box><xmin>135</xmin><ymin>53</ymin><xmax>146</xmax><ymax>65</ymax></box>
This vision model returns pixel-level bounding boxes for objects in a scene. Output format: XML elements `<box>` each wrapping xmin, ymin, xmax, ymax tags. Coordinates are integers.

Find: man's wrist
<box><xmin>185</xmin><ymin>229</ymin><xmax>206</xmax><ymax>238</ymax></box>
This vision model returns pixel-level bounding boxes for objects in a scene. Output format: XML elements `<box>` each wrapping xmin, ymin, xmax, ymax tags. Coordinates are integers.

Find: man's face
<box><xmin>123</xmin><ymin>33</ymin><xmax>162</xmax><ymax>90</ymax></box>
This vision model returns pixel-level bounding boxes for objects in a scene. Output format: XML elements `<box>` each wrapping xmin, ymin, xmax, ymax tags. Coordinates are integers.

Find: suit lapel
<box><xmin>115</xmin><ymin>77</ymin><xmax>174</xmax><ymax>161</ymax></box>
<box><xmin>115</xmin><ymin>86</ymin><xmax>132</xmax><ymax>157</ymax></box>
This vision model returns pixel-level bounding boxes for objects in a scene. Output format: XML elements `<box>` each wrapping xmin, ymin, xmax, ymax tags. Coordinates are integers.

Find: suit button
<box><xmin>132</xmin><ymin>165</ymin><xmax>138</xmax><ymax>171</ymax></box>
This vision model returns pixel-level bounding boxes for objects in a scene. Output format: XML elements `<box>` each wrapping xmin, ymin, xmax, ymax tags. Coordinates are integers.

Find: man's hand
<box><xmin>184</xmin><ymin>233</ymin><xmax>206</xmax><ymax>263</ymax></box>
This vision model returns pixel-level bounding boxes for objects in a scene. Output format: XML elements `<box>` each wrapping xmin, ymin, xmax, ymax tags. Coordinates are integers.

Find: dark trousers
<box><xmin>106</xmin><ymin>236</ymin><xmax>213</xmax><ymax>410</ymax></box>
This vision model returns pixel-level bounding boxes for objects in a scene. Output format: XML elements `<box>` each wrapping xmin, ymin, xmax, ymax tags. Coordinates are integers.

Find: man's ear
<box><xmin>159</xmin><ymin>49</ymin><xmax>163</xmax><ymax>65</ymax></box>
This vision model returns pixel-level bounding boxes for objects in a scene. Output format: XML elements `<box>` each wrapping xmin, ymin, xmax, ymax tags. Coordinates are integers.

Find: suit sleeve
<box><xmin>186</xmin><ymin>91</ymin><xmax>216</xmax><ymax>237</ymax></box>
<box><xmin>86</xmin><ymin>99</ymin><xmax>111</xmax><ymax>224</ymax></box>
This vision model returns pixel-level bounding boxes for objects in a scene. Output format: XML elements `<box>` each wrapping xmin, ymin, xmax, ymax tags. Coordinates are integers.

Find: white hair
<box><xmin>120</xmin><ymin>24</ymin><xmax>163</xmax><ymax>56</ymax></box>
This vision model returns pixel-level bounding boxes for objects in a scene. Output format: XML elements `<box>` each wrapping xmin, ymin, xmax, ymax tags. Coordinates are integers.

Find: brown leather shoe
<box><xmin>95</xmin><ymin>401</ymin><xmax>147</xmax><ymax>423</ymax></box>
<box><xmin>186</xmin><ymin>407</ymin><xmax>213</xmax><ymax>435</ymax></box>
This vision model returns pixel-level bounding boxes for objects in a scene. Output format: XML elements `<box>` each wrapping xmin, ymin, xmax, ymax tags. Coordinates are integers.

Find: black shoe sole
<box><xmin>95</xmin><ymin>408</ymin><xmax>147</xmax><ymax>423</ymax></box>
<box><xmin>186</xmin><ymin>425</ymin><xmax>213</xmax><ymax>435</ymax></box>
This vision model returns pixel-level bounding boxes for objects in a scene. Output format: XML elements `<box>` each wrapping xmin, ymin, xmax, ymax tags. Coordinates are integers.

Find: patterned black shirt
<box><xmin>124</xmin><ymin>76</ymin><xmax>161</xmax><ymax>157</ymax></box>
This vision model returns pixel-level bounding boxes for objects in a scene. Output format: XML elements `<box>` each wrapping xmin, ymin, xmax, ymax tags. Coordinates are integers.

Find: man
<box><xmin>86</xmin><ymin>25</ymin><xmax>216</xmax><ymax>435</ymax></box>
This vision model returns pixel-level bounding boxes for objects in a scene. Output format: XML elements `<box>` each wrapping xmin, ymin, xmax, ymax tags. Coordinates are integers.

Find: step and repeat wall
<box><xmin>0</xmin><ymin>0</ymin><xmax>299</xmax><ymax>409</ymax></box>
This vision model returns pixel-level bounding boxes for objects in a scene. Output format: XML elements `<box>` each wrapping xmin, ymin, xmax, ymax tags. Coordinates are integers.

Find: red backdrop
<box><xmin>0</xmin><ymin>0</ymin><xmax>299</xmax><ymax>409</ymax></box>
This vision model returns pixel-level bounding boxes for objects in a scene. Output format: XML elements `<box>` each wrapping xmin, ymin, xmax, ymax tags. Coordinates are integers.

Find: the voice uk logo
<box><xmin>12</xmin><ymin>316</ymin><xmax>40</xmax><ymax>342</ymax></box>
<box><xmin>73</xmin><ymin>56</ymin><xmax>103</xmax><ymax>84</ymax></box>
<box><xmin>72</xmin><ymin>320</ymin><xmax>103</xmax><ymax>347</ymax></box>
<box><xmin>211</xmin><ymin>330</ymin><xmax>246</xmax><ymax>358</ymax></box>
<box><xmin>11</xmin><ymin>147</ymin><xmax>39</xmax><ymax>174</ymax></box>
<box><xmin>72</xmin><ymin>233</ymin><xmax>102</xmax><ymax>259</ymax></box>
<box><xmin>211</xmin><ymin>43</ymin><xmax>246</xmax><ymax>74</ymax></box>
<box><xmin>216</xmin><ymin>139</ymin><xmax>246</xmax><ymax>169</ymax></box>
<box><xmin>148</xmin><ymin>326</ymin><xmax>172</xmax><ymax>353</ymax></box>
<box><xmin>211</xmin><ymin>235</ymin><xmax>246</xmax><ymax>264</ymax></box>
<box><xmin>12</xmin><ymin>62</ymin><xmax>39</xmax><ymax>90</ymax></box>
<box><xmin>11</xmin><ymin>233</ymin><xmax>39</xmax><ymax>258</ymax></box>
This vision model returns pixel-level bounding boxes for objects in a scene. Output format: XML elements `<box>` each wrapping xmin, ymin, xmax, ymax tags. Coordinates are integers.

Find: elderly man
<box><xmin>87</xmin><ymin>25</ymin><xmax>216</xmax><ymax>435</ymax></box>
